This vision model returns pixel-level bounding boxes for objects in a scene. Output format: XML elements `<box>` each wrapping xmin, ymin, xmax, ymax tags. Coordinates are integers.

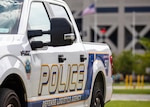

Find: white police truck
<box><xmin>0</xmin><ymin>0</ymin><xmax>113</xmax><ymax>107</ymax></box>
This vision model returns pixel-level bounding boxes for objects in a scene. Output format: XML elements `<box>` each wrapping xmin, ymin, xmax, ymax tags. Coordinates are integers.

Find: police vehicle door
<box><xmin>27</xmin><ymin>1</ymin><xmax>87</xmax><ymax>106</ymax></box>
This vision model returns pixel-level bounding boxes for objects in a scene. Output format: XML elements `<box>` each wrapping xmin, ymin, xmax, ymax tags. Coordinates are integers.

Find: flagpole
<box><xmin>132</xmin><ymin>11</ymin><xmax>135</xmax><ymax>55</ymax></box>
<box><xmin>94</xmin><ymin>0</ymin><xmax>97</xmax><ymax>42</ymax></box>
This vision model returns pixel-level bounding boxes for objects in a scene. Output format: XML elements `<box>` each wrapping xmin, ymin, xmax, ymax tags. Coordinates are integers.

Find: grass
<box><xmin>105</xmin><ymin>101</ymin><xmax>150</xmax><ymax>107</ymax></box>
<box><xmin>113</xmin><ymin>89</ymin><xmax>150</xmax><ymax>94</ymax></box>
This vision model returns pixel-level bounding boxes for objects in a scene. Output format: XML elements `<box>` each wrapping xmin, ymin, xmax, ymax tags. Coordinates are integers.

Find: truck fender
<box><xmin>0</xmin><ymin>55</ymin><xmax>30</xmax><ymax>97</ymax></box>
<box><xmin>85</xmin><ymin>59</ymin><xmax>106</xmax><ymax>106</ymax></box>
<box><xmin>93</xmin><ymin>59</ymin><xmax>106</xmax><ymax>79</ymax></box>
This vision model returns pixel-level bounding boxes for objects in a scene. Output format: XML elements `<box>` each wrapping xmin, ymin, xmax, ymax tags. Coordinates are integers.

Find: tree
<box><xmin>113</xmin><ymin>51</ymin><xmax>134</xmax><ymax>76</ymax></box>
<box><xmin>113</xmin><ymin>37</ymin><xmax>150</xmax><ymax>76</ymax></box>
<box><xmin>136</xmin><ymin>38</ymin><xmax>150</xmax><ymax>75</ymax></box>
<box><xmin>139</xmin><ymin>38</ymin><xmax>150</xmax><ymax>52</ymax></box>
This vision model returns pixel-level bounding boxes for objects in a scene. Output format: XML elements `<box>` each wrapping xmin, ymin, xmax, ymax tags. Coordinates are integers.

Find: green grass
<box><xmin>113</xmin><ymin>89</ymin><xmax>150</xmax><ymax>94</ymax></box>
<box><xmin>105</xmin><ymin>101</ymin><xmax>150</xmax><ymax>107</ymax></box>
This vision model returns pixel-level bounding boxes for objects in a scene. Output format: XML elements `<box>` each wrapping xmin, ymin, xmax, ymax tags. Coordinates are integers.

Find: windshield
<box><xmin>0</xmin><ymin>0</ymin><xmax>23</xmax><ymax>34</ymax></box>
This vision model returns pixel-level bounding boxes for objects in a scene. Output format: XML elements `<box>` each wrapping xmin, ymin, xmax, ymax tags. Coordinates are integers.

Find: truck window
<box><xmin>28</xmin><ymin>2</ymin><xmax>50</xmax><ymax>43</ymax></box>
<box><xmin>49</xmin><ymin>4</ymin><xmax>70</xmax><ymax>22</ymax></box>
<box><xmin>0</xmin><ymin>0</ymin><xmax>23</xmax><ymax>34</ymax></box>
<box><xmin>49</xmin><ymin>3</ymin><xmax>76</xmax><ymax>42</ymax></box>
<box><xmin>28</xmin><ymin>2</ymin><xmax>75</xmax><ymax>49</ymax></box>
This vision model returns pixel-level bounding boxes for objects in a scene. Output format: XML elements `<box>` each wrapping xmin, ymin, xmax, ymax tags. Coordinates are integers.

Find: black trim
<box><xmin>125</xmin><ymin>6</ymin><xmax>150</xmax><ymax>13</ymax></box>
<box><xmin>96</xmin><ymin>7</ymin><xmax>118</xmax><ymax>13</ymax></box>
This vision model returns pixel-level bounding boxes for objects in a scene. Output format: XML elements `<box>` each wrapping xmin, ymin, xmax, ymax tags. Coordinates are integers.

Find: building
<box><xmin>64</xmin><ymin>0</ymin><xmax>150</xmax><ymax>54</ymax></box>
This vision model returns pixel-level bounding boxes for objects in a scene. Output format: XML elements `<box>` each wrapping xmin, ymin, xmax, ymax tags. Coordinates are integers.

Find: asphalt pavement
<box><xmin>111</xmin><ymin>94</ymin><xmax>150</xmax><ymax>101</ymax></box>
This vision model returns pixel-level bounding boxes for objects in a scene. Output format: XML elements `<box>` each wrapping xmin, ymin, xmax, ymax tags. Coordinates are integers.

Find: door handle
<box><xmin>80</xmin><ymin>55</ymin><xmax>87</xmax><ymax>62</ymax></box>
<box><xmin>58</xmin><ymin>55</ymin><xmax>66</xmax><ymax>63</ymax></box>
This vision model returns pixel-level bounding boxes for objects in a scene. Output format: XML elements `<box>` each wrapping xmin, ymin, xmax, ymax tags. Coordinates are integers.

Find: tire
<box><xmin>90</xmin><ymin>87</ymin><xmax>104</xmax><ymax>107</ymax></box>
<box><xmin>0</xmin><ymin>88</ymin><xmax>21</xmax><ymax>107</ymax></box>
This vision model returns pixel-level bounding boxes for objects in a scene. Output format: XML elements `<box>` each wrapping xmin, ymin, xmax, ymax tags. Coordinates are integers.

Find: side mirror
<box><xmin>28</xmin><ymin>30</ymin><xmax>50</xmax><ymax>50</ymax></box>
<box><xmin>30</xmin><ymin>41</ymin><xmax>44</xmax><ymax>50</ymax></box>
<box><xmin>50</xmin><ymin>18</ymin><xmax>75</xmax><ymax>46</ymax></box>
<box><xmin>28</xmin><ymin>30</ymin><xmax>43</xmax><ymax>39</ymax></box>
<box><xmin>28</xmin><ymin>30</ymin><xmax>50</xmax><ymax>39</ymax></box>
<box><xmin>30</xmin><ymin>41</ymin><xmax>49</xmax><ymax>50</ymax></box>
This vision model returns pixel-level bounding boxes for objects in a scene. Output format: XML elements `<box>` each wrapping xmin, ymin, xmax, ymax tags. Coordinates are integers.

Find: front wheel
<box><xmin>0</xmin><ymin>88</ymin><xmax>21</xmax><ymax>107</ymax></box>
<box><xmin>90</xmin><ymin>87</ymin><xmax>104</xmax><ymax>107</ymax></box>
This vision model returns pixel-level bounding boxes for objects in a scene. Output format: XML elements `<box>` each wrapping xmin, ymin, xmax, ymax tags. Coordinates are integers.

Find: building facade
<box><xmin>64</xmin><ymin>0</ymin><xmax>150</xmax><ymax>54</ymax></box>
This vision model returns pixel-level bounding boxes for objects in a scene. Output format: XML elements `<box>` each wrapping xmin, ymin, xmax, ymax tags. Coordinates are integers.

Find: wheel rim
<box><xmin>7</xmin><ymin>104</ymin><xmax>15</xmax><ymax>107</ymax></box>
<box><xmin>94</xmin><ymin>93</ymin><xmax>102</xmax><ymax>107</ymax></box>
<box><xmin>7</xmin><ymin>95</ymin><xmax>20</xmax><ymax>107</ymax></box>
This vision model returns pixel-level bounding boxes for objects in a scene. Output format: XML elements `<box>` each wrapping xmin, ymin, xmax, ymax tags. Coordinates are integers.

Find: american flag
<box><xmin>82</xmin><ymin>3</ymin><xmax>96</xmax><ymax>15</ymax></box>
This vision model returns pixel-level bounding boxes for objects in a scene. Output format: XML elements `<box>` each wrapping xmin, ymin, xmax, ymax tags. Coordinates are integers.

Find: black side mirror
<box><xmin>30</xmin><ymin>41</ymin><xmax>43</xmax><ymax>50</ymax></box>
<box><xmin>28</xmin><ymin>30</ymin><xmax>50</xmax><ymax>39</ymax></box>
<box><xmin>28</xmin><ymin>30</ymin><xmax>43</xmax><ymax>39</ymax></box>
<box><xmin>28</xmin><ymin>30</ymin><xmax>50</xmax><ymax>50</ymax></box>
<box><xmin>30</xmin><ymin>41</ymin><xmax>49</xmax><ymax>50</ymax></box>
<box><xmin>50</xmin><ymin>18</ymin><xmax>75</xmax><ymax>46</ymax></box>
